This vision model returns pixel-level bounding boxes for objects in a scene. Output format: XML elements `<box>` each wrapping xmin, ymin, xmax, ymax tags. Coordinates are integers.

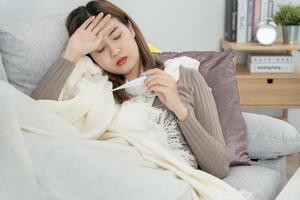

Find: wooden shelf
<box><xmin>221</xmin><ymin>39</ymin><xmax>300</xmax><ymax>52</ymax></box>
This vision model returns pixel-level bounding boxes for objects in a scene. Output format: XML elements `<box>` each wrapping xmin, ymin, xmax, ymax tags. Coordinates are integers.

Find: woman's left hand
<box><xmin>143</xmin><ymin>68</ymin><xmax>188</xmax><ymax>121</ymax></box>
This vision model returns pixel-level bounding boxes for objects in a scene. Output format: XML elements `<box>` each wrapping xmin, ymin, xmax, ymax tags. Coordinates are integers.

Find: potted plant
<box><xmin>273</xmin><ymin>4</ymin><xmax>300</xmax><ymax>44</ymax></box>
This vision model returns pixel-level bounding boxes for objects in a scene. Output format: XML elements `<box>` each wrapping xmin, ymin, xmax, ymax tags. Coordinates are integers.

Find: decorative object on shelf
<box><xmin>273</xmin><ymin>4</ymin><xmax>300</xmax><ymax>44</ymax></box>
<box><xmin>256</xmin><ymin>17</ymin><xmax>277</xmax><ymax>45</ymax></box>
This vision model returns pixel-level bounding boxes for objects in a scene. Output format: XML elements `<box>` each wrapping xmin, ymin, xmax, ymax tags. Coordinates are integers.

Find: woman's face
<box><xmin>90</xmin><ymin>17</ymin><xmax>140</xmax><ymax>80</ymax></box>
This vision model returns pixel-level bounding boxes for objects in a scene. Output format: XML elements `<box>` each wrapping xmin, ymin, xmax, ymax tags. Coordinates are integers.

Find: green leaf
<box><xmin>273</xmin><ymin>4</ymin><xmax>300</xmax><ymax>25</ymax></box>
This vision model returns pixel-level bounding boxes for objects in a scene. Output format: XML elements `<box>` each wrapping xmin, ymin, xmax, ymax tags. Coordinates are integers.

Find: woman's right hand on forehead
<box><xmin>62</xmin><ymin>13</ymin><xmax>113</xmax><ymax>63</ymax></box>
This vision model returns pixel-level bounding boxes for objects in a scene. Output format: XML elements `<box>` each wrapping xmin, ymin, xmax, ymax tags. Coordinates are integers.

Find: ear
<box><xmin>127</xmin><ymin>20</ymin><xmax>135</xmax><ymax>38</ymax></box>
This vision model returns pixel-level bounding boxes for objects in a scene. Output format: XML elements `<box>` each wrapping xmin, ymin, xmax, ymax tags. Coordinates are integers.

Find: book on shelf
<box><xmin>248</xmin><ymin>54</ymin><xmax>293</xmax><ymax>63</ymax></box>
<box><xmin>224</xmin><ymin>0</ymin><xmax>275</xmax><ymax>43</ymax></box>
<box><xmin>247</xmin><ymin>0</ymin><xmax>254</xmax><ymax>42</ymax></box>
<box><xmin>247</xmin><ymin>63</ymin><xmax>294</xmax><ymax>73</ymax></box>
<box><xmin>247</xmin><ymin>54</ymin><xmax>294</xmax><ymax>73</ymax></box>
<box><xmin>237</xmin><ymin>0</ymin><xmax>248</xmax><ymax>42</ymax></box>
<box><xmin>252</xmin><ymin>0</ymin><xmax>261</xmax><ymax>42</ymax></box>
<box><xmin>224</xmin><ymin>0</ymin><xmax>238</xmax><ymax>41</ymax></box>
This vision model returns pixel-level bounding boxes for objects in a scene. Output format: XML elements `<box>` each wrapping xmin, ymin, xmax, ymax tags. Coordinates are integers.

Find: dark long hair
<box><xmin>65</xmin><ymin>0</ymin><xmax>163</xmax><ymax>103</ymax></box>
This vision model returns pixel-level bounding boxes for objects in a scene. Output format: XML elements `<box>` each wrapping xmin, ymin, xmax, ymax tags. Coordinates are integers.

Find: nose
<box><xmin>112</xmin><ymin>48</ymin><xmax>121</xmax><ymax>57</ymax></box>
<box><xmin>109</xmin><ymin>44</ymin><xmax>121</xmax><ymax>57</ymax></box>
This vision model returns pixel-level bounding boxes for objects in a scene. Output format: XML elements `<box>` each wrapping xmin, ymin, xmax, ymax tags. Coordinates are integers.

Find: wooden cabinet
<box><xmin>236</xmin><ymin>66</ymin><xmax>300</xmax><ymax>109</ymax></box>
<box><xmin>220</xmin><ymin>39</ymin><xmax>300</xmax><ymax>121</ymax></box>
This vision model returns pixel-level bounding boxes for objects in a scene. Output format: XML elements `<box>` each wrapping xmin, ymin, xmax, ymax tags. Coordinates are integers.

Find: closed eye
<box><xmin>98</xmin><ymin>34</ymin><xmax>121</xmax><ymax>53</ymax></box>
<box><xmin>113</xmin><ymin>34</ymin><xmax>121</xmax><ymax>40</ymax></box>
<box><xmin>98</xmin><ymin>47</ymin><xmax>105</xmax><ymax>53</ymax></box>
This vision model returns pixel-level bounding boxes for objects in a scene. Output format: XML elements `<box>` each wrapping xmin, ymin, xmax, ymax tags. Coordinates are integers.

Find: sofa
<box><xmin>1</xmin><ymin>14</ymin><xmax>300</xmax><ymax>200</ymax></box>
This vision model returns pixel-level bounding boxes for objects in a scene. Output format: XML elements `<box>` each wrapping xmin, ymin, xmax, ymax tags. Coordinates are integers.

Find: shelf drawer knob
<box><xmin>267</xmin><ymin>78</ymin><xmax>274</xmax><ymax>84</ymax></box>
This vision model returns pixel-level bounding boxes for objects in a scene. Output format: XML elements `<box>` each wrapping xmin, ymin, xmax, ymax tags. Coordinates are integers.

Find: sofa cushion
<box><xmin>250</xmin><ymin>156</ymin><xmax>286</xmax><ymax>187</ymax></box>
<box><xmin>153</xmin><ymin>50</ymin><xmax>251</xmax><ymax>166</ymax></box>
<box><xmin>243</xmin><ymin>112</ymin><xmax>300</xmax><ymax>160</ymax></box>
<box><xmin>224</xmin><ymin>165</ymin><xmax>282</xmax><ymax>200</ymax></box>
<box><xmin>0</xmin><ymin>14</ymin><xmax>68</xmax><ymax>95</ymax></box>
<box><xmin>0</xmin><ymin>53</ymin><xmax>7</xmax><ymax>82</ymax></box>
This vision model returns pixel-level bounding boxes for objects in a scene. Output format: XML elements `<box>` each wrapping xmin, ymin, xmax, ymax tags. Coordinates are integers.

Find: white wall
<box><xmin>110</xmin><ymin>0</ymin><xmax>225</xmax><ymax>51</ymax></box>
<box><xmin>0</xmin><ymin>0</ymin><xmax>299</xmax><ymax>130</ymax></box>
<box><xmin>0</xmin><ymin>0</ymin><xmax>90</xmax><ymax>22</ymax></box>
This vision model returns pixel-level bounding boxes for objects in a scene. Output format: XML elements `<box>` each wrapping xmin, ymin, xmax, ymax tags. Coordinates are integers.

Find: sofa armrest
<box><xmin>0</xmin><ymin>54</ymin><xmax>8</xmax><ymax>82</ymax></box>
<box><xmin>242</xmin><ymin>112</ymin><xmax>300</xmax><ymax>160</ymax></box>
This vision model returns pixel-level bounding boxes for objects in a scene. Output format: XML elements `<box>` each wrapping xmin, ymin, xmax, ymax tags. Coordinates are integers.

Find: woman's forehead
<box><xmin>108</xmin><ymin>17</ymin><xmax>119</xmax><ymax>23</ymax></box>
<box><xmin>105</xmin><ymin>20</ymin><xmax>124</xmax><ymax>35</ymax></box>
<box><xmin>109</xmin><ymin>17</ymin><xmax>126</xmax><ymax>28</ymax></box>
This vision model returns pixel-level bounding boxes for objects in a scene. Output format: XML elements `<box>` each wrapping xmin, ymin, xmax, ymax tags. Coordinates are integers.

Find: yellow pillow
<box><xmin>148</xmin><ymin>43</ymin><xmax>161</xmax><ymax>53</ymax></box>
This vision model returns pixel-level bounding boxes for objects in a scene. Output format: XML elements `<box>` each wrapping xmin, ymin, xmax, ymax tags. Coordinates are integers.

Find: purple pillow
<box><xmin>153</xmin><ymin>49</ymin><xmax>250</xmax><ymax>166</ymax></box>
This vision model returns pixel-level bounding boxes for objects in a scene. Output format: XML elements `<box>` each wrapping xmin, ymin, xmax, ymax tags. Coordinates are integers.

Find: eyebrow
<box><xmin>108</xmin><ymin>27</ymin><xmax>118</xmax><ymax>36</ymax></box>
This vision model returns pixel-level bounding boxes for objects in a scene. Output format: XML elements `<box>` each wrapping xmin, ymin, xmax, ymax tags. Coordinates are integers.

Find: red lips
<box><xmin>116</xmin><ymin>57</ymin><xmax>127</xmax><ymax>66</ymax></box>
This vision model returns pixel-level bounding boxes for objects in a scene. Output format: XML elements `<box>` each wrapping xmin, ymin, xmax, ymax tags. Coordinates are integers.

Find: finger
<box><xmin>156</xmin><ymin>92</ymin><xmax>166</xmax><ymax>103</ymax></box>
<box><xmin>86</xmin><ymin>12</ymin><xmax>104</xmax><ymax>31</ymax></box>
<box><xmin>95</xmin><ymin>20</ymin><xmax>114</xmax><ymax>38</ymax></box>
<box><xmin>145</xmin><ymin>73</ymin><xmax>171</xmax><ymax>82</ymax></box>
<box><xmin>94</xmin><ymin>25</ymin><xmax>115</xmax><ymax>45</ymax></box>
<box><xmin>79</xmin><ymin>16</ymin><xmax>96</xmax><ymax>30</ymax></box>
<box><xmin>144</xmin><ymin>73</ymin><xmax>173</xmax><ymax>85</ymax></box>
<box><xmin>93</xmin><ymin>15</ymin><xmax>112</xmax><ymax>35</ymax></box>
<box><xmin>92</xmin><ymin>14</ymin><xmax>112</xmax><ymax>34</ymax></box>
<box><xmin>146</xmin><ymin>80</ymin><xmax>170</xmax><ymax>89</ymax></box>
<box><xmin>145</xmin><ymin>76</ymin><xmax>172</xmax><ymax>88</ymax></box>
<box><xmin>147</xmin><ymin>84</ymin><xmax>168</xmax><ymax>95</ymax></box>
<box><xmin>142</xmin><ymin>68</ymin><xmax>163</xmax><ymax>76</ymax></box>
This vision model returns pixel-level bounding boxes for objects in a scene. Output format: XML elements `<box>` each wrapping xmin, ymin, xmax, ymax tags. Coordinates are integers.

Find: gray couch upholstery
<box><xmin>1</xmin><ymin>14</ymin><xmax>300</xmax><ymax>200</ymax></box>
<box><xmin>225</xmin><ymin>120</ymin><xmax>287</xmax><ymax>200</ymax></box>
<box><xmin>0</xmin><ymin>54</ymin><xmax>7</xmax><ymax>82</ymax></box>
<box><xmin>224</xmin><ymin>160</ymin><xmax>284</xmax><ymax>200</ymax></box>
<box><xmin>224</xmin><ymin>111</ymin><xmax>300</xmax><ymax>200</ymax></box>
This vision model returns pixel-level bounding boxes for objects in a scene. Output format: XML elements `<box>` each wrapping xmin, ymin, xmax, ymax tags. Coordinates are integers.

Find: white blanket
<box><xmin>0</xmin><ymin>56</ymin><xmax>251</xmax><ymax>200</ymax></box>
<box><xmin>40</xmin><ymin>56</ymin><xmax>251</xmax><ymax>199</ymax></box>
<box><xmin>1</xmin><ymin>79</ymin><xmax>196</xmax><ymax>200</ymax></box>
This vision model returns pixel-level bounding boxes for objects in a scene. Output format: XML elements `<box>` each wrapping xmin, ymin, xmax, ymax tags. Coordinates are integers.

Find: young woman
<box><xmin>31</xmin><ymin>0</ymin><xmax>230</xmax><ymax>179</ymax></box>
